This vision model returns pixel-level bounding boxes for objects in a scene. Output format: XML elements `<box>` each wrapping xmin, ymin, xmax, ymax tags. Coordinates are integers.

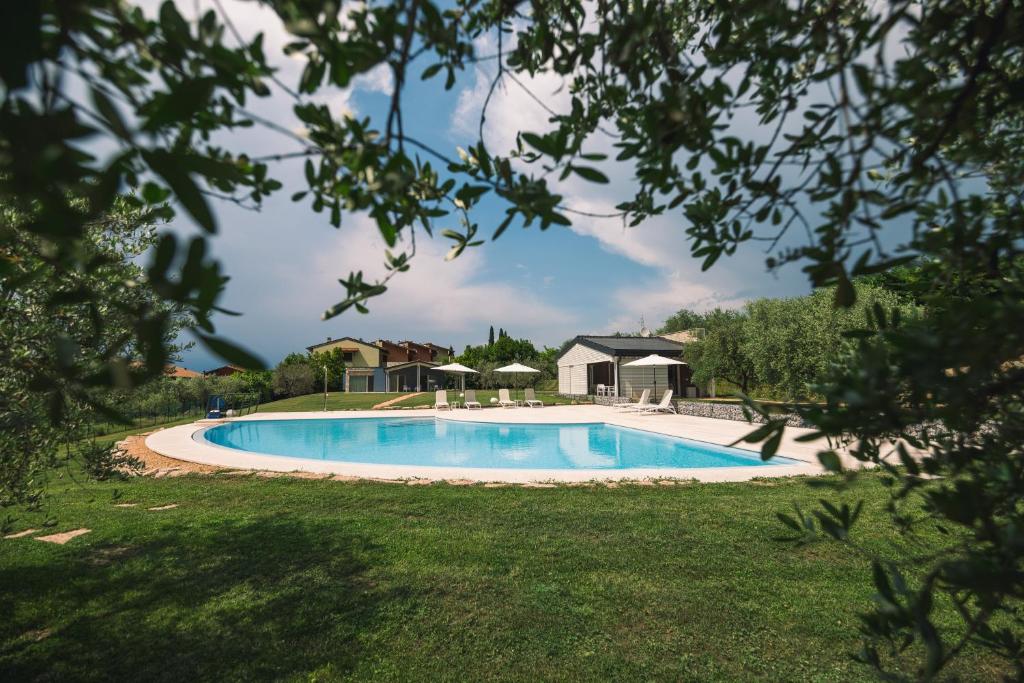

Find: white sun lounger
<box><xmin>523</xmin><ymin>387</ymin><xmax>543</xmax><ymax>408</ymax></box>
<box><xmin>639</xmin><ymin>389</ymin><xmax>676</xmax><ymax>414</ymax></box>
<box><xmin>498</xmin><ymin>388</ymin><xmax>517</xmax><ymax>408</ymax></box>
<box><xmin>434</xmin><ymin>389</ymin><xmax>451</xmax><ymax>410</ymax></box>
<box><xmin>615</xmin><ymin>389</ymin><xmax>650</xmax><ymax>411</ymax></box>
<box><xmin>464</xmin><ymin>389</ymin><xmax>482</xmax><ymax>409</ymax></box>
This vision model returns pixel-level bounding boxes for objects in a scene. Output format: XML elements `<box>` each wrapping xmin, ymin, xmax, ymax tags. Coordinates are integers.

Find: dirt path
<box><xmin>372</xmin><ymin>392</ymin><xmax>424</xmax><ymax>409</ymax></box>
<box><xmin>118</xmin><ymin>433</ymin><xmax>223</xmax><ymax>475</ymax></box>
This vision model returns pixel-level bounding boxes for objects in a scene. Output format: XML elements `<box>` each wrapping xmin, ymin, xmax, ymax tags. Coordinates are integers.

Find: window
<box><xmin>342</xmin><ymin>351</ymin><xmax>354</xmax><ymax>362</ymax></box>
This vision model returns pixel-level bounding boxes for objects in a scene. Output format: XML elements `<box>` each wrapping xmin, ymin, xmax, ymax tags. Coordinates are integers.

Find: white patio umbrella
<box><xmin>432</xmin><ymin>362</ymin><xmax>479</xmax><ymax>391</ymax></box>
<box><xmin>622</xmin><ymin>354</ymin><xmax>687</xmax><ymax>399</ymax></box>
<box><xmin>495</xmin><ymin>362</ymin><xmax>540</xmax><ymax>401</ymax></box>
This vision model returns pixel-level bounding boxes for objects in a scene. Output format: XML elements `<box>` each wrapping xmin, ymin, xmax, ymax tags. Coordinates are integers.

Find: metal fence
<box><xmin>87</xmin><ymin>392</ymin><xmax>261</xmax><ymax>438</ymax></box>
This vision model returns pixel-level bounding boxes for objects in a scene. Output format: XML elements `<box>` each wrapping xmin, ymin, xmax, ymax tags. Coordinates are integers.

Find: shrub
<box><xmin>80</xmin><ymin>442</ymin><xmax>143</xmax><ymax>481</ymax></box>
<box><xmin>272</xmin><ymin>364</ymin><xmax>316</xmax><ymax>397</ymax></box>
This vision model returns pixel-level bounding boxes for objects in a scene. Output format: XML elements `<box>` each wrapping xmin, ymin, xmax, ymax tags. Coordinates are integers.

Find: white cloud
<box><xmin>162</xmin><ymin>0</ymin><xmax>393</xmax><ymax>137</ymax></box>
<box><xmin>451</xmin><ymin>34</ymin><xmax>568</xmax><ymax>154</ymax></box>
<box><xmin>448</xmin><ymin>47</ymin><xmax>754</xmax><ymax>335</ymax></box>
<box><xmin>603</xmin><ymin>273</ymin><xmax>747</xmax><ymax>334</ymax></box>
<box><xmin>356</xmin><ymin>63</ymin><xmax>394</xmax><ymax>95</ymax></box>
<box><xmin>294</xmin><ymin>215</ymin><xmax>579</xmax><ymax>340</ymax></box>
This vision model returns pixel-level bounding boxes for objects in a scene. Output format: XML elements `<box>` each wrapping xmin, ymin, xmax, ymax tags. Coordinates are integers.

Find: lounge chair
<box><xmin>464</xmin><ymin>389</ymin><xmax>482</xmax><ymax>410</ymax></box>
<box><xmin>523</xmin><ymin>387</ymin><xmax>543</xmax><ymax>408</ymax></box>
<box><xmin>639</xmin><ymin>390</ymin><xmax>676</xmax><ymax>414</ymax></box>
<box><xmin>498</xmin><ymin>388</ymin><xmax>517</xmax><ymax>408</ymax></box>
<box><xmin>615</xmin><ymin>389</ymin><xmax>650</xmax><ymax>411</ymax></box>
<box><xmin>434</xmin><ymin>389</ymin><xmax>451</xmax><ymax>410</ymax></box>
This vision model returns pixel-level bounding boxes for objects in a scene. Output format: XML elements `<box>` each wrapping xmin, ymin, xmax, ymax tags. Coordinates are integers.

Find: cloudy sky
<box><xmin>164</xmin><ymin>2</ymin><xmax>812</xmax><ymax>371</ymax></box>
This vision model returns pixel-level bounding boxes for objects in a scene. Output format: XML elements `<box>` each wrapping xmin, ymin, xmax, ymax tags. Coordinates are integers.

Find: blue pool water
<box><xmin>201</xmin><ymin>418</ymin><xmax>785</xmax><ymax>470</ymax></box>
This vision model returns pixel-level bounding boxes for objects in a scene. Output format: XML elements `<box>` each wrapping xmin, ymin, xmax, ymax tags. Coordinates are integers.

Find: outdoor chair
<box><xmin>523</xmin><ymin>388</ymin><xmax>544</xmax><ymax>408</ymax></box>
<box><xmin>464</xmin><ymin>389</ymin><xmax>482</xmax><ymax>410</ymax></box>
<box><xmin>498</xmin><ymin>388</ymin><xmax>517</xmax><ymax>408</ymax></box>
<box><xmin>434</xmin><ymin>389</ymin><xmax>451</xmax><ymax>410</ymax></box>
<box><xmin>639</xmin><ymin>390</ymin><xmax>676</xmax><ymax>414</ymax></box>
<box><xmin>615</xmin><ymin>389</ymin><xmax>650</xmax><ymax>411</ymax></box>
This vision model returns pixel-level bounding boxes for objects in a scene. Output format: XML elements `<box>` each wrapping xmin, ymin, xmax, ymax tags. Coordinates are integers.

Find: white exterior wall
<box><xmin>557</xmin><ymin>344</ymin><xmax>613</xmax><ymax>395</ymax></box>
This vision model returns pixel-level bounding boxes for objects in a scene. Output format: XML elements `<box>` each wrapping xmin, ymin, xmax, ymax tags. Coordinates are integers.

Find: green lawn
<box><xmin>1</xmin><ymin>463</ymin><xmax>1005</xmax><ymax>680</ymax></box>
<box><xmin>260</xmin><ymin>389</ymin><xmax>576</xmax><ymax>412</ymax></box>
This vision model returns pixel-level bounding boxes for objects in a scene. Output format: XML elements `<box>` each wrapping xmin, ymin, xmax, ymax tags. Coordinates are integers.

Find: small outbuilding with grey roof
<box><xmin>557</xmin><ymin>335</ymin><xmax>700</xmax><ymax>399</ymax></box>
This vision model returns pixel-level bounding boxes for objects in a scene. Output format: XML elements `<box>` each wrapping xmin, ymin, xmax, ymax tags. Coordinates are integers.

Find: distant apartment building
<box><xmin>306</xmin><ymin>336</ymin><xmax>451</xmax><ymax>392</ymax></box>
<box><xmin>204</xmin><ymin>365</ymin><xmax>245</xmax><ymax>377</ymax></box>
<box><xmin>165</xmin><ymin>365</ymin><xmax>202</xmax><ymax>379</ymax></box>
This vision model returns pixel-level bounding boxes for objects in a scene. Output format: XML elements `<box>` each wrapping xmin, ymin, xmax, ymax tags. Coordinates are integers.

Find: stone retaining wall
<box><xmin>673</xmin><ymin>400</ymin><xmax>812</xmax><ymax>428</ymax></box>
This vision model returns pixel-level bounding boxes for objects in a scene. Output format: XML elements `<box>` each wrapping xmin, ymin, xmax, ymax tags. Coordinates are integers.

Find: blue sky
<box><xmin>167</xmin><ymin>2</ymin><xmax>814</xmax><ymax>371</ymax></box>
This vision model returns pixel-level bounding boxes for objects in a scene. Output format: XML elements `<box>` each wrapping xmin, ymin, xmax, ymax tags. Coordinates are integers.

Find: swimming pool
<box><xmin>200</xmin><ymin>417</ymin><xmax>787</xmax><ymax>470</ymax></box>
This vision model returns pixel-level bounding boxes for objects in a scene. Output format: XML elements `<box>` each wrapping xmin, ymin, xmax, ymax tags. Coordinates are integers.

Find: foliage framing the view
<box><xmin>0</xmin><ymin>196</ymin><xmax>190</xmax><ymax>502</ymax></box>
<box><xmin>1</xmin><ymin>0</ymin><xmax>1022</xmax><ymax>678</ymax></box>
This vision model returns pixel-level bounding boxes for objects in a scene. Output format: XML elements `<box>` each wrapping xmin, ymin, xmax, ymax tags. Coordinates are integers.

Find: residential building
<box><xmin>660</xmin><ymin>329</ymin><xmax>705</xmax><ymax>344</ymax></box>
<box><xmin>556</xmin><ymin>335</ymin><xmax>700</xmax><ymax>399</ymax></box>
<box><xmin>375</xmin><ymin>338</ymin><xmax>411</xmax><ymax>363</ymax></box>
<box><xmin>307</xmin><ymin>337</ymin><xmax>386</xmax><ymax>392</ymax></box>
<box><xmin>306</xmin><ymin>336</ymin><xmax>452</xmax><ymax>392</ymax></box>
<box><xmin>422</xmin><ymin>342</ymin><xmax>454</xmax><ymax>362</ymax></box>
<box><xmin>397</xmin><ymin>340</ymin><xmax>435</xmax><ymax>363</ymax></box>
<box><xmin>205</xmin><ymin>365</ymin><xmax>245</xmax><ymax>377</ymax></box>
<box><xmin>165</xmin><ymin>365</ymin><xmax>202</xmax><ymax>379</ymax></box>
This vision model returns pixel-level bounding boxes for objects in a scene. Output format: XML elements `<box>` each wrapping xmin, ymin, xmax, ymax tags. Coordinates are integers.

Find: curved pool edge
<box><xmin>144</xmin><ymin>407</ymin><xmax>828</xmax><ymax>483</ymax></box>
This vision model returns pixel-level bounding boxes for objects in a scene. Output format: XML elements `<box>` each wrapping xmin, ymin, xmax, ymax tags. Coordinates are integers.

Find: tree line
<box><xmin>456</xmin><ymin>332</ymin><xmax>559</xmax><ymax>389</ymax></box>
<box><xmin>662</xmin><ymin>280</ymin><xmax>918</xmax><ymax>402</ymax></box>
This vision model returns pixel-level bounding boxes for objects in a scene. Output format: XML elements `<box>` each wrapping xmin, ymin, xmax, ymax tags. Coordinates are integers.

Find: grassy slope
<box><xmin>0</xmin><ymin>468</ymin><xmax>1003</xmax><ymax>681</ymax></box>
<box><xmin>80</xmin><ymin>392</ymin><xmax>568</xmax><ymax>448</ymax></box>
<box><xmin>260</xmin><ymin>389</ymin><xmax>574</xmax><ymax>412</ymax></box>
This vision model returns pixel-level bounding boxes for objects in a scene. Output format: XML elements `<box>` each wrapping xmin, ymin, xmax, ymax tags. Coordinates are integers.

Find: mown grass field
<box><xmin>259</xmin><ymin>389</ymin><xmax>574</xmax><ymax>411</ymax></box>
<box><xmin>1</xmin><ymin>454</ymin><xmax>1006</xmax><ymax>680</ymax></box>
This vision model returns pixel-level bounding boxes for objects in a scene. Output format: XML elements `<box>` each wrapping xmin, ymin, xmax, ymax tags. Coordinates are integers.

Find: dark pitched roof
<box><xmin>204</xmin><ymin>364</ymin><xmax>245</xmax><ymax>375</ymax></box>
<box><xmin>558</xmin><ymin>335</ymin><xmax>684</xmax><ymax>360</ymax></box>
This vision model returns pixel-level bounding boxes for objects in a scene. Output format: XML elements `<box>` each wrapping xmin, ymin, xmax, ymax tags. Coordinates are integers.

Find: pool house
<box><xmin>557</xmin><ymin>335</ymin><xmax>700</xmax><ymax>399</ymax></box>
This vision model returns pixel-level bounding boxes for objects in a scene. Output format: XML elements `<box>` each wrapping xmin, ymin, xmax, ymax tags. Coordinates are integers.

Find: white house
<box><xmin>557</xmin><ymin>335</ymin><xmax>699</xmax><ymax>398</ymax></box>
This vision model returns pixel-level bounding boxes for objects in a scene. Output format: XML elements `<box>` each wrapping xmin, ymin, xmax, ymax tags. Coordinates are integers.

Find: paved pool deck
<box><xmin>144</xmin><ymin>405</ymin><xmax>853</xmax><ymax>483</ymax></box>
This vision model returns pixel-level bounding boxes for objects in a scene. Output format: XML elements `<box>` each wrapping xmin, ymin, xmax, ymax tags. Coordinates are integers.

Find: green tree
<box><xmin>686</xmin><ymin>309</ymin><xmax>756</xmax><ymax>394</ymax></box>
<box><xmin>742</xmin><ymin>284</ymin><xmax>915</xmax><ymax>401</ymax></box>
<box><xmin>279</xmin><ymin>353</ymin><xmax>313</xmax><ymax>368</ymax></box>
<box><xmin>536</xmin><ymin>346</ymin><xmax>560</xmax><ymax>385</ymax></box>
<box><xmin>457</xmin><ymin>335</ymin><xmax>541</xmax><ymax>388</ymax></box>
<box><xmin>272</xmin><ymin>364</ymin><xmax>315</xmax><ymax>398</ymax></box>
<box><xmin>310</xmin><ymin>348</ymin><xmax>346</xmax><ymax>391</ymax></box>
<box><xmin>488</xmin><ymin>326</ymin><xmax>495</xmax><ymax>346</ymax></box>
<box><xmin>0</xmin><ymin>196</ymin><xmax>190</xmax><ymax>502</ymax></box>
<box><xmin>658</xmin><ymin>309</ymin><xmax>706</xmax><ymax>335</ymax></box>
<box><xmin>236</xmin><ymin>370</ymin><xmax>274</xmax><ymax>401</ymax></box>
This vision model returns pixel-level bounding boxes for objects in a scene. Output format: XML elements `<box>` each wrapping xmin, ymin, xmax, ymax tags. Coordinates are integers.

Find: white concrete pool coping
<box><xmin>143</xmin><ymin>405</ymin><xmax>848</xmax><ymax>483</ymax></box>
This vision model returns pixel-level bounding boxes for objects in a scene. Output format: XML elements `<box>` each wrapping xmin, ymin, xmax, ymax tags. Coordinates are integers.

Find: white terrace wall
<box><xmin>557</xmin><ymin>344</ymin><xmax>613</xmax><ymax>395</ymax></box>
